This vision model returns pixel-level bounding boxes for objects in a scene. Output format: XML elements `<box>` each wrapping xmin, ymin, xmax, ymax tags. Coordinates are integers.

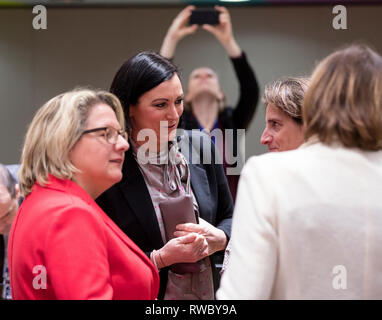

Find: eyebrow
<box><xmin>267</xmin><ymin>118</ymin><xmax>283</xmax><ymax>123</ymax></box>
<box><xmin>152</xmin><ymin>94</ymin><xmax>184</xmax><ymax>103</ymax></box>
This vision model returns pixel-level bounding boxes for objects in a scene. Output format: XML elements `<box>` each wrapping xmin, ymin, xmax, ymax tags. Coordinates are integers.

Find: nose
<box><xmin>115</xmin><ymin>134</ymin><xmax>130</xmax><ymax>152</ymax></box>
<box><xmin>166</xmin><ymin>103</ymin><xmax>180</xmax><ymax>121</ymax></box>
<box><xmin>260</xmin><ymin>129</ymin><xmax>272</xmax><ymax>145</ymax></box>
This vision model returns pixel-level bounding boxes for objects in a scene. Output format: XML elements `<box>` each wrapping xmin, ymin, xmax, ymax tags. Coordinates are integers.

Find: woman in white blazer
<box><xmin>217</xmin><ymin>44</ymin><xmax>382</xmax><ymax>299</ymax></box>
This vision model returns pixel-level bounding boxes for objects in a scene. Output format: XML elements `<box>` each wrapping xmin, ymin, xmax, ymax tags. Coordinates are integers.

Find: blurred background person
<box><xmin>260</xmin><ymin>77</ymin><xmax>309</xmax><ymax>152</ymax></box>
<box><xmin>0</xmin><ymin>164</ymin><xmax>20</xmax><ymax>300</ymax></box>
<box><xmin>160</xmin><ymin>5</ymin><xmax>259</xmax><ymax>201</ymax></box>
<box><xmin>218</xmin><ymin>44</ymin><xmax>382</xmax><ymax>299</ymax></box>
<box><xmin>221</xmin><ymin>76</ymin><xmax>309</xmax><ymax>275</ymax></box>
<box><xmin>97</xmin><ymin>51</ymin><xmax>233</xmax><ymax>300</ymax></box>
<box><xmin>8</xmin><ymin>89</ymin><xmax>159</xmax><ymax>300</ymax></box>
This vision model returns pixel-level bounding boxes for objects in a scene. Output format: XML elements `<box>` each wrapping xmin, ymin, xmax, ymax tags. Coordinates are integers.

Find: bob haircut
<box><xmin>263</xmin><ymin>77</ymin><xmax>310</xmax><ymax>125</ymax></box>
<box><xmin>19</xmin><ymin>89</ymin><xmax>125</xmax><ymax>197</ymax></box>
<box><xmin>110</xmin><ymin>51</ymin><xmax>180</xmax><ymax>130</ymax></box>
<box><xmin>303</xmin><ymin>44</ymin><xmax>382</xmax><ymax>151</ymax></box>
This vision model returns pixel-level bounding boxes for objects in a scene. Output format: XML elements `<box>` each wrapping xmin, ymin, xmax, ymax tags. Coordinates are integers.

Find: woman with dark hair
<box><xmin>97</xmin><ymin>51</ymin><xmax>233</xmax><ymax>300</ymax></box>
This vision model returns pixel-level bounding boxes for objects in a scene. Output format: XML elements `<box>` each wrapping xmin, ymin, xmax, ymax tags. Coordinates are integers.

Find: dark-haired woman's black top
<box><xmin>180</xmin><ymin>52</ymin><xmax>259</xmax><ymax>201</ymax></box>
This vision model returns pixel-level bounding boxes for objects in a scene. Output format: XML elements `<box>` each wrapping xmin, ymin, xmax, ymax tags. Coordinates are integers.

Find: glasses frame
<box><xmin>82</xmin><ymin>126</ymin><xmax>128</xmax><ymax>144</ymax></box>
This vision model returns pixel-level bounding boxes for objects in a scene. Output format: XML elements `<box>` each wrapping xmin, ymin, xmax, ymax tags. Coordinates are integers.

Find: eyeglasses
<box><xmin>82</xmin><ymin>126</ymin><xmax>128</xmax><ymax>144</ymax></box>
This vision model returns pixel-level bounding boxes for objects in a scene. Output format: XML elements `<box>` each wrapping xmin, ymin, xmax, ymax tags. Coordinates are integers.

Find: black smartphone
<box><xmin>189</xmin><ymin>8</ymin><xmax>220</xmax><ymax>26</ymax></box>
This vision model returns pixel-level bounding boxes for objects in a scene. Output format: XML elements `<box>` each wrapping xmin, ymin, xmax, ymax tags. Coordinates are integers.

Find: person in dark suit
<box><xmin>0</xmin><ymin>164</ymin><xmax>20</xmax><ymax>300</ymax></box>
<box><xmin>96</xmin><ymin>51</ymin><xmax>233</xmax><ymax>300</ymax></box>
<box><xmin>8</xmin><ymin>89</ymin><xmax>159</xmax><ymax>300</ymax></box>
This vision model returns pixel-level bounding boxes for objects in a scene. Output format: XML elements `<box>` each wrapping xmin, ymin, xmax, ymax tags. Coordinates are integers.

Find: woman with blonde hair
<box><xmin>8</xmin><ymin>89</ymin><xmax>159</xmax><ymax>299</ymax></box>
<box><xmin>218</xmin><ymin>44</ymin><xmax>382</xmax><ymax>299</ymax></box>
<box><xmin>260</xmin><ymin>77</ymin><xmax>309</xmax><ymax>152</ymax></box>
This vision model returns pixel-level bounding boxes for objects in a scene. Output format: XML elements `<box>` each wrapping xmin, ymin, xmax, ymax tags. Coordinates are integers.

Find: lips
<box><xmin>110</xmin><ymin>158</ymin><xmax>123</xmax><ymax>164</ymax></box>
<box><xmin>167</xmin><ymin>123</ymin><xmax>177</xmax><ymax>129</ymax></box>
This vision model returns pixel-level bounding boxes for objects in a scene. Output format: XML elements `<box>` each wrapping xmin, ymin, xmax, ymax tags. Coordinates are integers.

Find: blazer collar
<box><xmin>177</xmin><ymin>133</ymin><xmax>211</xmax><ymax>215</ymax></box>
<box><xmin>119</xmin><ymin>149</ymin><xmax>164</xmax><ymax>248</ymax></box>
<box><xmin>36</xmin><ymin>175</ymin><xmax>155</xmax><ymax>267</ymax></box>
<box><xmin>35</xmin><ymin>174</ymin><xmax>94</xmax><ymax>205</ymax></box>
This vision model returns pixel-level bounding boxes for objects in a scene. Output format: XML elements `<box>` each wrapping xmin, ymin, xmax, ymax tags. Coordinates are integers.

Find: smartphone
<box><xmin>189</xmin><ymin>8</ymin><xmax>220</xmax><ymax>26</ymax></box>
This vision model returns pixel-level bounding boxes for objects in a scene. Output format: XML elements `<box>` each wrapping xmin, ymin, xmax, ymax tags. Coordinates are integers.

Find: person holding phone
<box><xmin>96</xmin><ymin>51</ymin><xmax>233</xmax><ymax>300</ymax></box>
<box><xmin>160</xmin><ymin>5</ymin><xmax>259</xmax><ymax>202</ymax></box>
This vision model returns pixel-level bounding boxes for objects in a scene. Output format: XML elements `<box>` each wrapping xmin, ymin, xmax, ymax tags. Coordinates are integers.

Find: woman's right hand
<box><xmin>160</xmin><ymin>5</ymin><xmax>198</xmax><ymax>59</ymax></box>
<box><xmin>157</xmin><ymin>232</ymin><xmax>209</xmax><ymax>268</ymax></box>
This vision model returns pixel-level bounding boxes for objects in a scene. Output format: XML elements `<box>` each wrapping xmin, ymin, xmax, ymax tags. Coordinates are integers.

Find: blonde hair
<box><xmin>263</xmin><ymin>77</ymin><xmax>310</xmax><ymax>124</ymax></box>
<box><xmin>303</xmin><ymin>44</ymin><xmax>382</xmax><ymax>151</ymax></box>
<box><xmin>19</xmin><ymin>89</ymin><xmax>125</xmax><ymax>197</ymax></box>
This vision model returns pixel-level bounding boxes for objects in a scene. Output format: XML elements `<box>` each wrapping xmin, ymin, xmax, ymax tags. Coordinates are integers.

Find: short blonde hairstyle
<box><xmin>303</xmin><ymin>44</ymin><xmax>382</xmax><ymax>151</ymax></box>
<box><xmin>19</xmin><ymin>89</ymin><xmax>125</xmax><ymax>197</ymax></box>
<box><xmin>263</xmin><ymin>77</ymin><xmax>310</xmax><ymax>124</ymax></box>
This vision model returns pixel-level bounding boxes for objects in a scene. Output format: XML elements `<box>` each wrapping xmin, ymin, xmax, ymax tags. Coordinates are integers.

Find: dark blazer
<box><xmin>96</xmin><ymin>131</ymin><xmax>234</xmax><ymax>299</ymax></box>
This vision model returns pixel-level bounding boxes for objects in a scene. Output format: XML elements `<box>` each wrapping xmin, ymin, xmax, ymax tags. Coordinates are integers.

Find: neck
<box><xmin>72</xmin><ymin>177</ymin><xmax>100</xmax><ymax>200</ymax></box>
<box><xmin>191</xmin><ymin>94</ymin><xmax>219</xmax><ymax>131</ymax></box>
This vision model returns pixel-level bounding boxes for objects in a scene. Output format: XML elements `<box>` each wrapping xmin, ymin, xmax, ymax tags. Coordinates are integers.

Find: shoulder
<box><xmin>242</xmin><ymin>144</ymin><xmax>319</xmax><ymax>180</ymax></box>
<box><xmin>25</xmin><ymin>185</ymin><xmax>101</xmax><ymax>225</ymax></box>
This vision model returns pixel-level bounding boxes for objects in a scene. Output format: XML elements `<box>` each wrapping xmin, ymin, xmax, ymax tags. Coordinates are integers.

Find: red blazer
<box><xmin>8</xmin><ymin>175</ymin><xmax>159</xmax><ymax>300</ymax></box>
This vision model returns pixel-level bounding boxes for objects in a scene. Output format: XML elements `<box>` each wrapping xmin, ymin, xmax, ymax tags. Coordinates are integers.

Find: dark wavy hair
<box><xmin>110</xmin><ymin>51</ymin><xmax>180</xmax><ymax>130</ymax></box>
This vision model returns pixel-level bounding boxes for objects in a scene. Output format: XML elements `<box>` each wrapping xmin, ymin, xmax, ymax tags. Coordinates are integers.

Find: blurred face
<box><xmin>186</xmin><ymin>67</ymin><xmax>223</xmax><ymax>102</ymax></box>
<box><xmin>260</xmin><ymin>104</ymin><xmax>304</xmax><ymax>152</ymax></box>
<box><xmin>129</xmin><ymin>74</ymin><xmax>184</xmax><ymax>150</ymax></box>
<box><xmin>70</xmin><ymin>103</ymin><xmax>129</xmax><ymax>199</ymax></box>
<box><xmin>0</xmin><ymin>184</ymin><xmax>19</xmax><ymax>234</ymax></box>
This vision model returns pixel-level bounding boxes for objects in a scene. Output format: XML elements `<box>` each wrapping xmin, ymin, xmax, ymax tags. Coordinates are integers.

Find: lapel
<box><xmin>119</xmin><ymin>149</ymin><xmax>164</xmax><ymax>248</ymax></box>
<box><xmin>178</xmin><ymin>132</ymin><xmax>212</xmax><ymax>217</ymax></box>
<box><xmin>95</xmin><ymin>203</ymin><xmax>156</xmax><ymax>266</ymax></box>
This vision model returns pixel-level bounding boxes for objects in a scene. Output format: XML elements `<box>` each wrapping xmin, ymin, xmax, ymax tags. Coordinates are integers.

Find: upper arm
<box><xmin>217</xmin><ymin>159</ymin><xmax>278</xmax><ymax>299</ymax></box>
<box><xmin>44</xmin><ymin>205</ymin><xmax>113</xmax><ymax>299</ymax></box>
<box><xmin>231</xmin><ymin>54</ymin><xmax>260</xmax><ymax>129</ymax></box>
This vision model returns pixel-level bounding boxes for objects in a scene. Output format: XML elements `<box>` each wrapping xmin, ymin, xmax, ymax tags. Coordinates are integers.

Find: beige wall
<box><xmin>1</xmin><ymin>5</ymin><xmax>381</xmax><ymax>164</ymax></box>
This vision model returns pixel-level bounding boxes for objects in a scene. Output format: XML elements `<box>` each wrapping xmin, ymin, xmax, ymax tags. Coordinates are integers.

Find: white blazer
<box><xmin>217</xmin><ymin>141</ymin><xmax>382</xmax><ymax>299</ymax></box>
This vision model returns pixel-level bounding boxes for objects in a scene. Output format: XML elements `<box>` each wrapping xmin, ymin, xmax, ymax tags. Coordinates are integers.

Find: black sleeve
<box><xmin>230</xmin><ymin>51</ymin><xmax>260</xmax><ymax>130</ymax></box>
<box><xmin>211</xmin><ymin>139</ymin><xmax>234</xmax><ymax>240</ymax></box>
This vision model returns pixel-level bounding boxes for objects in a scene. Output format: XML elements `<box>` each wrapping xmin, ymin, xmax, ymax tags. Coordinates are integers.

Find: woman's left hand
<box><xmin>174</xmin><ymin>218</ymin><xmax>228</xmax><ymax>256</ymax></box>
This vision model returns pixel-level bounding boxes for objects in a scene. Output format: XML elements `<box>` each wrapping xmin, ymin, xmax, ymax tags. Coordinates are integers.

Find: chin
<box><xmin>108</xmin><ymin>171</ymin><xmax>123</xmax><ymax>185</ymax></box>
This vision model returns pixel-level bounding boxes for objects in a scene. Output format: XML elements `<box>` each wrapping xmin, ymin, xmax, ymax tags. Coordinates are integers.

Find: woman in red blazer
<box><xmin>8</xmin><ymin>89</ymin><xmax>159</xmax><ymax>300</ymax></box>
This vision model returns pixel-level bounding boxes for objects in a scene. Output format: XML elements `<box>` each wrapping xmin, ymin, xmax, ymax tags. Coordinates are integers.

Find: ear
<box><xmin>15</xmin><ymin>183</ymin><xmax>20</xmax><ymax>200</ymax></box>
<box><xmin>129</xmin><ymin>105</ymin><xmax>135</xmax><ymax>118</ymax></box>
<box><xmin>217</xmin><ymin>90</ymin><xmax>224</xmax><ymax>101</ymax></box>
<box><xmin>185</xmin><ymin>91</ymin><xmax>192</xmax><ymax>104</ymax></box>
<box><xmin>217</xmin><ymin>89</ymin><xmax>225</xmax><ymax>102</ymax></box>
